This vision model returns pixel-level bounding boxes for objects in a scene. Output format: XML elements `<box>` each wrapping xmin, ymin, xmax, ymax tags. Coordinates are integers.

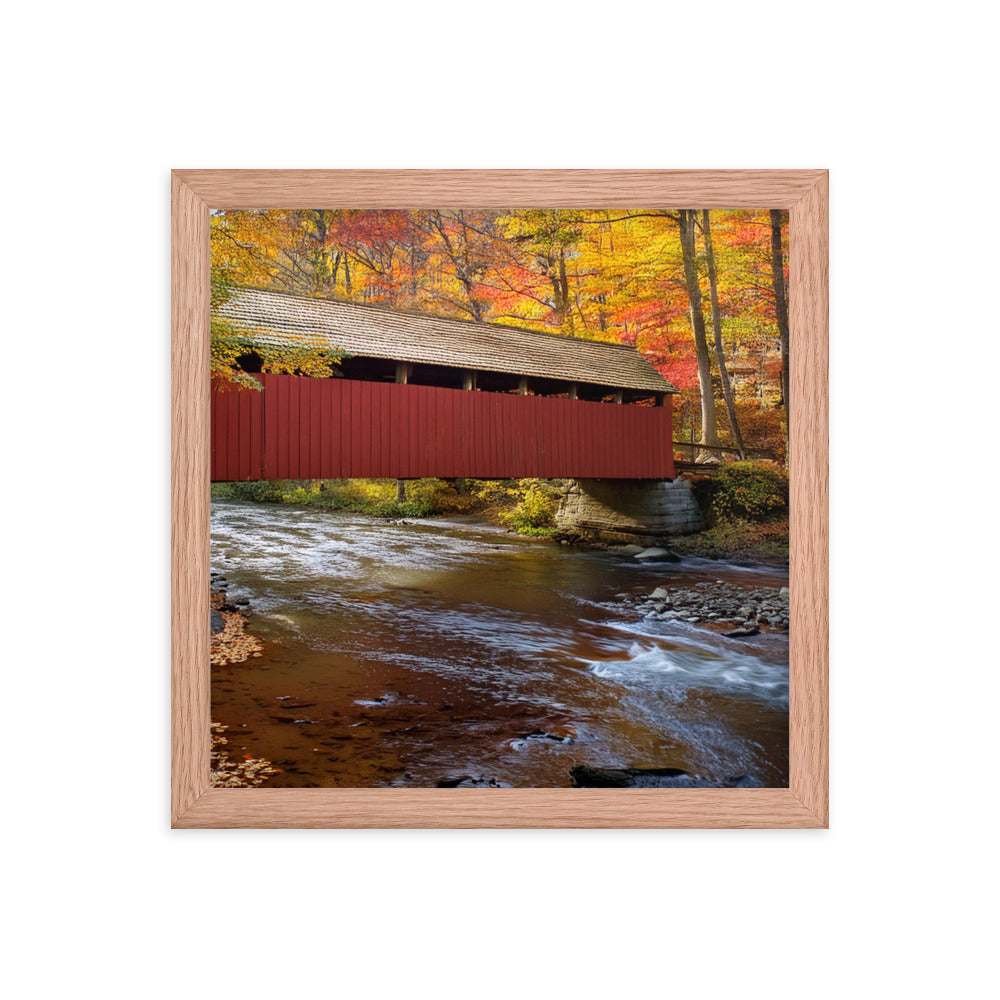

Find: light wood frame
<box><xmin>172</xmin><ymin>170</ymin><xmax>828</xmax><ymax>828</ymax></box>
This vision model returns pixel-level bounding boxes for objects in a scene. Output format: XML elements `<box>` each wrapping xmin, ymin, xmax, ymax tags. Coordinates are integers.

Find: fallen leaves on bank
<box><xmin>210</xmin><ymin>589</ymin><xmax>263</xmax><ymax>666</ymax></box>
<box><xmin>210</xmin><ymin>722</ymin><xmax>281</xmax><ymax>787</ymax></box>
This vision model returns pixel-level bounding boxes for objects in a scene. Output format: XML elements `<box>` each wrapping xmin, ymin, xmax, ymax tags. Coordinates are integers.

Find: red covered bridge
<box><xmin>211</xmin><ymin>289</ymin><xmax>677</xmax><ymax>482</ymax></box>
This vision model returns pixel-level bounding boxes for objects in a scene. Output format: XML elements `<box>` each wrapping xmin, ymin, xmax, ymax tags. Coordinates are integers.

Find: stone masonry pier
<box><xmin>554</xmin><ymin>478</ymin><xmax>704</xmax><ymax>545</ymax></box>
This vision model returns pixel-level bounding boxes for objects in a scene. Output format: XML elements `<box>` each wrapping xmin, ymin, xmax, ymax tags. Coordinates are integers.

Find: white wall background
<box><xmin>4</xmin><ymin>2</ymin><xmax>995</xmax><ymax>997</ymax></box>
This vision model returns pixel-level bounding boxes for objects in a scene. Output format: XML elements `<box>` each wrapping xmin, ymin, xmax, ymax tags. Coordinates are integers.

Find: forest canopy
<box><xmin>211</xmin><ymin>208</ymin><xmax>789</xmax><ymax>460</ymax></box>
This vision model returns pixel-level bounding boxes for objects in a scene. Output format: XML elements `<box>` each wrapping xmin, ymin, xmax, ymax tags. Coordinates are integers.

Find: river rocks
<box><xmin>634</xmin><ymin>547</ymin><xmax>681</xmax><ymax>562</ymax></box>
<box><xmin>524</xmin><ymin>725</ymin><xmax>577</xmax><ymax>743</ymax></box>
<box><xmin>619</xmin><ymin>580</ymin><xmax>790</xmax><ymax>633</ymax></box>
<box><xmin>210</xmin><ymin>581</ymin><xmax>264</xmax><ymax>666</ymax></box>
<box><xmin>437</xmin><ymin>775</ymin><xmax>511</xmax><ymax>788</ymax></box>
<box><xmin>570</xmin><ymin>764</ymin><xmax>765</xmax><ymax>788</ymax></box>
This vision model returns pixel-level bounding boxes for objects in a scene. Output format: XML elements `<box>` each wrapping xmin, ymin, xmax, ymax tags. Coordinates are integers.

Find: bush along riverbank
<box><xmin>211</xmin><ymin>477</ymin><xmax>562</xmax><ymax>534</ymax></box>
<box><xmin>673</xmin><ymin>460</ymin><xmax>789</xmax><ymax>565</ymax></box>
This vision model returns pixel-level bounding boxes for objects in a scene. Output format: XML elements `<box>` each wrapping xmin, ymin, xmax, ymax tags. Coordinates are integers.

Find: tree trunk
<box><xmin>396</xmin><ymin>479</ymin><xmax>407</xmax><ymax>503</ymax></box>
<box><xmin>678</xmin><ymin>210</ymin><xmax>720</xmax><ymax>450</ymax></box>
<box><xmin>702</xmin><ymin>210</ymin><xmax>746</xmax><ymax>459</ymax></box>
<box><xmin>770</xmin><ymin>210</ymin><xmax>790</xmax><ymax>459</ymax></box>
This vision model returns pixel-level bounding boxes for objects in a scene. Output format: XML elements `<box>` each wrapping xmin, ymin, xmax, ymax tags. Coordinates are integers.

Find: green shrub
<box><xmin>497</xmin><ymin>479</ymin><xmax>559</xmax><ymax>533</ymax></box>
<box><xmin>213</xmin><ymin>480</ymin><xmax>286</xmax><ymax>503</ymax></box>
<box><xmin>706</xmin><ymin>461</ymin><xmax>788</xmax><ymax>525</ymax></box>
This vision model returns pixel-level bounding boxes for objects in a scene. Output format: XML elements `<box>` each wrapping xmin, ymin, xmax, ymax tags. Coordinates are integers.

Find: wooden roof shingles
<box><xmin>217</xmin><ymin>288</ymin><xmax>677</xmax><ymax>394</ymax></box>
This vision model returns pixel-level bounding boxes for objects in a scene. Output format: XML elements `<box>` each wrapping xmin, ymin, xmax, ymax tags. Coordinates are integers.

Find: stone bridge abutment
<box><xmin>554</xmin><ymin>478</ymin><xmax>704</xmax><ymax>545</ymax></box>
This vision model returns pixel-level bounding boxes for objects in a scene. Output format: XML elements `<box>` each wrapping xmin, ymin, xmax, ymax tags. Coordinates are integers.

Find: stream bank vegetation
<box><xmin>674</xmin><ymin>460</ymin><xmax>789</xmax><ymax>563</ymax></box>
<box><xmin>211</xmin><ymin>476</ymin><xmax>561</xmax><ymax>533</ymax></box>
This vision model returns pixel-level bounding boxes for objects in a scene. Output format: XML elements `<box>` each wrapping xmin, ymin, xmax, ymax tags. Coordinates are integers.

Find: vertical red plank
<box><xmin>381</xmin><ymin>382</ymin><xmax>392</xmax><ymax>479</ymax></box>
<box><xmin>273</xmin><ymin>376</ymin><xmax>285</xmax><ymax>478</ymax></box>
<box><xmin>285</xmin><ymin>376</ymin><xmax>297</xmax><ymax>479</ymax></box>
<box><xmin>298</xmin><ymin>377</ymin><xmax>310</xmax><ymax>480</ymax></box>
<box><xmin>482</xmin><ymin>392</ymin><xmax>493</xmax><ymax>478</ymax></box>
<box><xmin>615</xmin><ymin>404</ymin><xmax>626</xmax><ymax>479</ymax></box>
<box><xmin>666</xmin><ymin>396</ymin><xmax>675</xmax><ymax>478</ymax></box>
<box><xmin>328</xmin><ymin>380</ymin><xmax>340</xmax><ymax>479</ymax></box>
<box><xmin>371</xmin><ymin>381</ymin><xmax>378</xmax><ymax>478</ymax></box>
<box><xmin>383</xmin><ymin>382</ymin><xmax>392</xmax><ymax>479</ymax></box>
<box><xmin>388</xmin><ymin>382</ymin><xmax>396</xmax><ymax>479</ymax></box>
<box><xmin>463</xmin><ymin>388</ymin><xmax>474</xmax><ymax>476</ymax></box>
<box><xmin>262</xmin><ymin>375</ymin><xmax>275</xmax><ymax>479</ymax></box>
<box><xmin>351</xmin><ymin>379</ymin><xmax>360</xmax><ymax>478</ymax></box>
<box><xmin>426</xmin><ymin>386</ymin><xmax>438</xmax><ymax>477</ymax></box>
<box><xmin>210</xmin><ymin>384</ymin><xmax>219</xmax><ymax>481</ymax></box>
<box><xmin>504</xmin><ymin>395</ymin><xmax>515</xmax><ymax>477</ymax></box>
<box><xmin>372</xmin><ymin>381</ymin><xmax>383</xmax><ymax>479</ymax></box>
<box><xmin>339</xmin><ymin>379</ymin><xmax>349</xmax><ymax>478</ymax></box>
<box><xmin>403</xmin><ymin>383</ymin><xmax>411</xmax><ymax>480</ymax></box>
<box><xmin>237</xmin><ymin>388</ymin><xmax>248</xmax><ymax>480</ymax></box>
<box><xmin>310</xmin><ymin>378</ymin><xmax>322</xmax><ymax>479</ymax></box>
<box><xmin>215</xmin><ymin>383</ymin><xmax>225</xmax><ymax>482</ymax></box>
<box><xmin>360</xmin><ymin>381</ymin><xmax>371</xmax><ymax>478</ymax></box>
<box><xmin>551</xmin><ymin>399</ymin><xmax>571</xmax><ymax>476</ymax></box>
<box><xmin>319</xmin><ymin>378</ymin><xmax>339</xmax><ymax>479</ymax></box>
<box><xmin>231</xmin><ymin>388</ymin><xmax>240</xmax><ymax>480</ymax></box>
<box><xmin>477</xmin><ymin>390</ymin><xmax>488</xmax><ymax>478</ymax></box>
<box><xmin>248</xmin><ymin>382</ymin><xmax>262</xmax><ymax>480</ymax></box>
<box><xmin>337</xmin><ymin>379</ymin><xmax>348</xmax><ymax>478</ymax></box>
<box><xmin>347</xmin><ymin>380</ymin><xmax>358</xmax><ymax>478</ymax></box>
<box><xmin>366</xmin><ymin>382</ymin><xmax>377</xmax><ymax>478</ymax></box>
<box><xmin>218</xmin><ymin>386</ymin><xmax>231</xmax><ymax>481</ymax></box>
<box><xmin>392</xmin><ymin>384</ymin><xmax>402</xmax><ymax>480</ymax></box>
<box><xmin>444</xmin><ymin>387</ymin><xmax>455</xmax><ymax>479</ymax></box>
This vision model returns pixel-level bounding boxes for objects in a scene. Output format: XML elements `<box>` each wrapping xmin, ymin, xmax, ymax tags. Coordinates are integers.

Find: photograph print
<box><xmin>207</xmin><ymin>207</ymin><xmax>791</xmax><ymax>790</ymax></box>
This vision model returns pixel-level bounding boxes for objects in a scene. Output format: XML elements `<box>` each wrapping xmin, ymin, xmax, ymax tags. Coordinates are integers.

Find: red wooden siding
<box><xmin>211</xmin><ymin>375</ymin><xmax>674</xmax><ymax>482</ymax></box>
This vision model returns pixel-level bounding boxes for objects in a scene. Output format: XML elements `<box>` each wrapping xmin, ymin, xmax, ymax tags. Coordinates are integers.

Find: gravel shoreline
<box><xmin>617</xmin><ymin>579</ymin><xmax>790</xmax><ymax>636</ymax></box>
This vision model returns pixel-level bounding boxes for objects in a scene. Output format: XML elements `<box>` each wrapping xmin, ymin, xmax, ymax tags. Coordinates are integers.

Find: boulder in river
<box><xmin>723</xmin><ymin>625</ymin><xmax>760</xmax><ymax>638</ymax></box>
<box><xmin>570</xmin><ymin>765</ymin><xmax>766</xmax><ymax>788</ymax></box>
<box><xmin>634</xmin><ymin>547</ymin><xmax>681</xmax><ymax>563</ymax></box>
<box><xmin>570</xmin><ymin>765</ymin><xmax>694</xmax><ymax>788</ymax></box>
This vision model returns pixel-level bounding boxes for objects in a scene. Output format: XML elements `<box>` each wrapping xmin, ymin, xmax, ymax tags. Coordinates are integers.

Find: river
<box><xmin>211</xmin><ymin>499</ymin><xmax>789</xmax><ymax>787</ymax></box>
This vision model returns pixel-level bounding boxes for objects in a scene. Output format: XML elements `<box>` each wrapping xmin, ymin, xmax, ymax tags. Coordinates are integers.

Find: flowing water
<box><xmin>211</xmin><ymin>499</ymin><xmax>789</xmax><ymax>787</ymax></box>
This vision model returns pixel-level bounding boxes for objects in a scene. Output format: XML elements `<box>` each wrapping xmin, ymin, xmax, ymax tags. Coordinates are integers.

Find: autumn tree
<box><xmin>770</xmin><ymin>209</ymin><xmax>790</xmax><ymax>454</ymax></box>
<box><xmin>703</xmin><ymin>210</ymin><xmax>746</xmax><ymax>458</ymax></box>
<box><xmin>678</xmin><ymin>209</ymin><xmax>720</xmax><ymax>450</ymax></box>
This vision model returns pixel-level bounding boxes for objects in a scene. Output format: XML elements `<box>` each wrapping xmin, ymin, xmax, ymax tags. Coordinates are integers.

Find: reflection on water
<box><xmin>211</xmin><ymin>499</ymin><xmax>789</xmax><ymax>787</ymax></box>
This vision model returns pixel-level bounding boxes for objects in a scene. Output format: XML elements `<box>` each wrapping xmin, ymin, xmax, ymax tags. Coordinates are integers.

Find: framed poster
<box><xmin>172</xmin><ymin>169</ymin><xmax>828</xmax><ymax>828</ymax></box>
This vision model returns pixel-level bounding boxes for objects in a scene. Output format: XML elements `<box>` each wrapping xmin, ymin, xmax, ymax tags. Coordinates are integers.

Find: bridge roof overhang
<box><xmin>217</xmin><ymin>287</ymin><xmax>677</xmax><ymax>394</ymax></box>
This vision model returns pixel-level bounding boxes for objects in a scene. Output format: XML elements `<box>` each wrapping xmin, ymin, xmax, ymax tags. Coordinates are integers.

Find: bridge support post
<box><xmin>554</xmin><ymin>478</ymin><xmax>703</xmax><ymax>545</ymax></box>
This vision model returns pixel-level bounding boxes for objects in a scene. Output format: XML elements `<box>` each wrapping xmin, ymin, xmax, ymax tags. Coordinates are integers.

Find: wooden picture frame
<box><xmin>172</xmin><ymin>169</ymin><xmax>828</xmax><ymax>828</ymax></box>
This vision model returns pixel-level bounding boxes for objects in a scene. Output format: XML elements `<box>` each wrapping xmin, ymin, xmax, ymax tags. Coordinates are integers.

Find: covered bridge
<box><xmin>211</xmin><ymin>288</ymin><xmax>677</xmax><ymax>482</ymax></box>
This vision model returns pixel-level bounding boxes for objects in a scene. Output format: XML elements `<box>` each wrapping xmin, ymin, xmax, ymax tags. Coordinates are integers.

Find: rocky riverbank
<box><xmin>210</xmin><ymin>572</ymin><xmax>263</xmax><ymax>666</ymax></box>
<box><xmin>616</xmin><ymin>579</ymin><xmax>790</xmax><ymax>636</ymax></box>
<box><xmin>210</xmin><ymin>574</ymin><xmax>279</xmax><ymax>786</ymax></box>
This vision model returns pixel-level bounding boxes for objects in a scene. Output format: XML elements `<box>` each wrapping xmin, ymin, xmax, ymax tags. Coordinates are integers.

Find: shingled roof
<box><xmin>216</xmin><ymin>287</ymin><xmax>677</xmax><ymax>394</ymax></box>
